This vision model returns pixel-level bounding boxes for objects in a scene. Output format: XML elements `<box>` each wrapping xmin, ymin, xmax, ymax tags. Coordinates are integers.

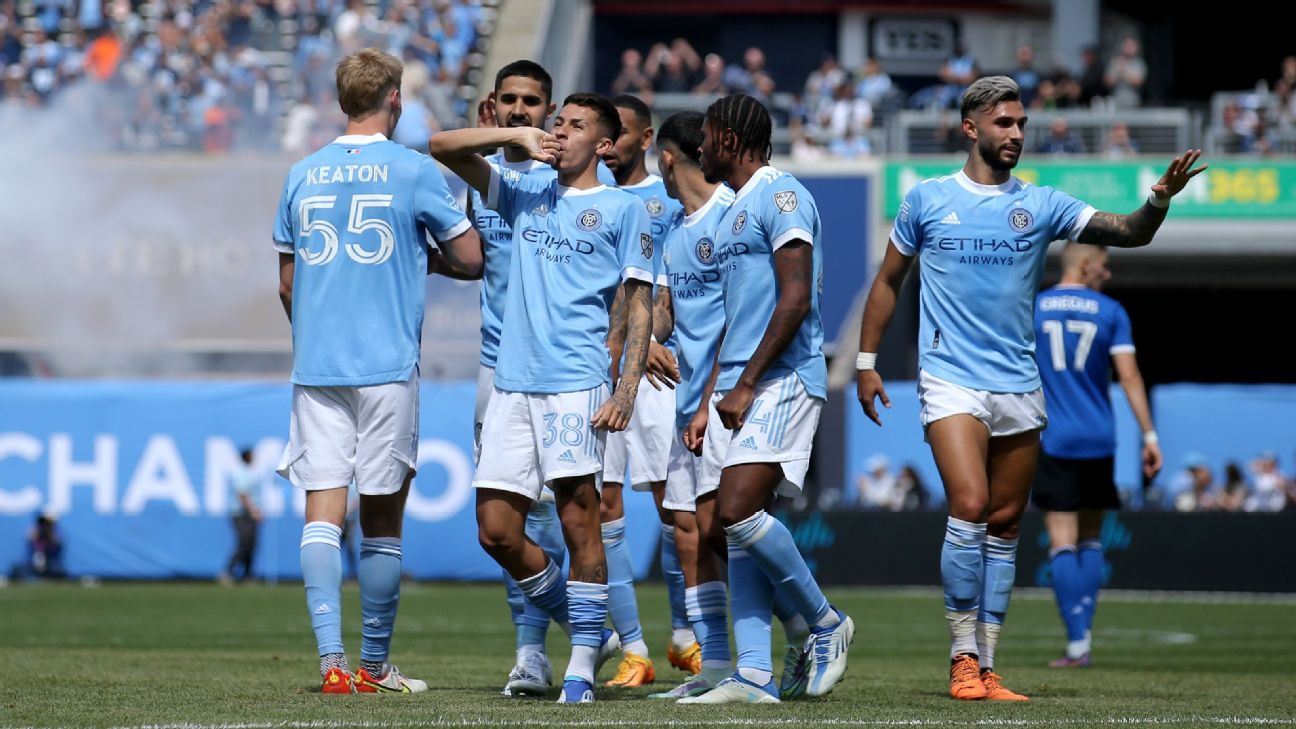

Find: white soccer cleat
<box><xmin>805</xmin><ymin>608</ymin><xmax>854</xmax><ymax>697</ymax></box>
<box><xmin>678</xmin><ymin>675</ymin><xmax>780</xmax><ymax>704</ymax></box>
<box><xmin>354</xmin><ymin>663</ymin><xmax>428</xmax><ymax>694</ymax></box>
<box><xmin>647</xmin><ymin>674</ymin><xmax>714</xmax><ymax>699</ymax></box>
<box><xmin>501</xmin><ymin>650</ymin><xmax>552</xmax><ymax>697</ymax></box>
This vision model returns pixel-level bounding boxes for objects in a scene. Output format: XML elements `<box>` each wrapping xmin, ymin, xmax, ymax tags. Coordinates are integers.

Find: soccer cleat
<box><xmin>354</xmin><ymin>664</ymin><xmax>428</xmax><ymax>693</ymax></box>
<box><xmin>667</xmin><ymin>641</ymin><xmax>702</xmax><ymax>675</ymax></box>
<box><xmin>1049</xmin><ymin>653</ymin><xmax>1091</xmax><ymax>668</ymax></box>
<box><xmin>320</xmin><ymin>666</ymin><xmax>356</xmax><ymax>695</ymax></box>
<box><xmin>949</xmin><ymin>654</ymin><xmax>988</xmax><ymax>700</ymax></box>
<box><xmin>605</xmin><ymin>652</ymin><xmax>655</xmax><ymax>687</ymax></box>
<box><xmin>780</xmin><ymin>639</ymin><xmax>811</xmax><ymax>699</ymax></box>
<box><xmin>981</xmin><ymin>670</ymin><xmax>1030</xmax><ymax>701</ymax></box>
<box><xmin>501</xmin><ymin>651</ymin><xmax>552</xmax><ymax>697</ymax></box>
<box><xmin>594</xmin><ymin>628</ymin><xmax>621</xmax><ymax>677</ymax></box>
<box><xmin>556</xmin><ymin>678</ymin><xmax>595</xmax><ymax>704</ymax></box>
<box><xmin>678</xmin><ymin>674</ymin><xmax>780</xmax><ymax>704</ymax></box>
<box><xmin>648</xmin><ymin>674</ymin><xmax>714</xmax><ymax>699</ymax></box>
<box><xmin>804</xmin><ymin>608</ymin><xmax>854</xmax><ymax>697</ymax></box>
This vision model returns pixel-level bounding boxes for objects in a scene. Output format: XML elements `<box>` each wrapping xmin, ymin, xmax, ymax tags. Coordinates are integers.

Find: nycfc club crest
<box><xmin>577</xmin><ymin>208</ymin><xmax>602</xmax><ymax>231</ymax></box>
<box><xmin>1009</xmin><ymin>208</ymin><xmax>1034</xmax><ymax>232</ymax></box>
<box><xmin>696</xmin><ymin>237</ymin><xmax>714</xmax><ymax>263</ymax></box>
<box><xmin>774</xmin><ymin>190</ymin><xmax>798</xmax><ymax>213</ymax></box>
<box><xmin>640</xmin><ymin>233</ymin><xmax>653</xmax><ymax>259</ymax></box>
<box><xmin>732</xmin><ymin>210</ymin><xmax>748</xmax><ymax>235</ymax></box>
<box><xmin>646</xmin><ymin>198</ymin><xmax>665</xmax><ymax>216</ymax></box>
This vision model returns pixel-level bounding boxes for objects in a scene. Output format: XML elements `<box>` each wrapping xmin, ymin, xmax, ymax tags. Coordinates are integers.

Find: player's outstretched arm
<box><xmin>429</xmin><ymin>127</ymin><xmax>559</xmax><ymax>195</ymax></box>
<box><xmin>278</xmin><ymin>252</ymin><xmax>294</xmax><ymax>322</ymax></box>
<box><xmin>856</xmin><ymin>242</ymin><xmax>915</xmax><ymax>426</ymax></box>
<box><xmin>594</xmin><ymin>278</ymin><xmax>653</xmax><ymax>432</ymax></box>
<box><xmin>1113</xmin><ymin>351</ymin><xmax>1163</xmax><ymax>479</ymax></box>
<box><xmin>1077</xmin><ymin>150</ymin><xmax>1207</xmax><ymax>248</ymax></box>
<box><xmin>715</xmin><ymin>240</ymin><xmax>813</xmax><ymax>430</ymax></box>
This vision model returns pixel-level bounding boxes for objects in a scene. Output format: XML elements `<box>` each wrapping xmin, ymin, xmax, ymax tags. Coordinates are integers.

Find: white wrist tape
<box><xmin>1143</xmin><ymin>430</ymin><xmax>1159</xmax><ymax>445</ymax></box>
<box><xmin>856</xmin><ymin>352</ymin><xmax>878</xmax><ymax>371</ymax></box>
<box><xmin>1147</xmin><ymin>193</ymin><xmax>1170</xmax><ymax>209</ymax></box>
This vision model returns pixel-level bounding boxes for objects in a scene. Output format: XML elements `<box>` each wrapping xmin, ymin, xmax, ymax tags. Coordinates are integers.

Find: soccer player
<box><xmin>681</xmin><ymin>94</ymin><xmax>853</xmax><ymax>704</ymax></box>
<box><xmin>431</xmin><ymin>91</ymin><xmax>657</xmax><ymax>704</ymax></box>
<box><xmin>855</xmin><ymin>76</ymin><xmax>1204</xmax><ymax>701</ymax></box>
<box><xmin>1034</xmin><ymin>243</ymin><xmax>1162</xmax><ymax>667</ymax></box>
<box><xmin>598</xmin><ymin>93</ymin><xmax>692</xmax><ymax>687</ymax></box>
<box><xmin>273</xmin><ymin>48</ymin><xmax>484</xmax><ymax>695</ymax></box>
<box><xmin>640</xmin><ymin>110</ymin><xmax>736</xmax><ymax>699</ymax></box>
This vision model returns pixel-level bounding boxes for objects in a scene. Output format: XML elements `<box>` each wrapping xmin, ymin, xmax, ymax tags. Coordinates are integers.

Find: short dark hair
<box><xmin>656</xmin><ymin>111</ymin><xmax>704</xmax><ymax>165</ymax></box>
<box><xmin>562</xmin><ymin>92</ymin><xmax>622</xmax><ymax>141</ymax></box>
<box><xmin>611</xmin><ymin>93</ymin><xmax>652</xmax><ymax>130</ymax></box>
<box><xmin>704</xmin><ymin>93</ymin><xmax>772</xmax><ymax>162</ymax></box>
<box><xmin>495</xmin><ymin>60</ymin><xmax>552</xmax><ymax>102</ymax></box>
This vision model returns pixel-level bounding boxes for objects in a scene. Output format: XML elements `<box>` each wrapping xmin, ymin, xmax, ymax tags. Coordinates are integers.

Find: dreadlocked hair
<box><xmin>704</xmin><ymin>93</ymin><xmax>772</xmax><ymax>163</ymax></box>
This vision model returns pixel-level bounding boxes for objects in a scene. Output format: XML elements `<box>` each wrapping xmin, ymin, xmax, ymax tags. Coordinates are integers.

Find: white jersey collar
<box><xmin>953</xmin><ymin>170</ymin><xmax>1019</xmax><ymax>196</ymax></box>
<box><xmin>733</xmin><ymin>165</ymin><xmax>779</xmax><ymax>204</ymax></box>
<box><xmin>332</xmin><ymin>133</ymin><xmax>388</xmax><ymax>145</ymax></box>
<box><xmin>684</xmin><ymin>186</ymin><xmax>735</xmax><ymax>227</ymax></box>
<box><xmin>621</xmin><ymin>173</ymin><xmax>663</xmax><ymax>190</ymax></box>
<box><xmin>557</xmin><ymin>184</ymin><xmax>608</xmax><ymax>197</ymax></box>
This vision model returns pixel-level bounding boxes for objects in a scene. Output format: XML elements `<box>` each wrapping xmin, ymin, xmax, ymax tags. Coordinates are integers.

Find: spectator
<box><xmin>1038</xmin><ymin>117</ymin><xmax>1086</xmax><ymax>154</ymax></box>
<box><xmin>828</xmin><ymin>127</ymin><xmax>872</xmax><ymax>159</ymax></box>
<box><xmin>1173</xmin><ymin>454</ymin><xmax>1218</xmax><ymax>512</ymax></box>
<box><xmin>610</xmin><ymin>47</ymin><xmax>653</xmax><ymax>100</ymax></box>
<box><xmin>855</xmin><ymin>56</ymin><xmax>892</xmax><ymax>107</ymax></box>
<box><xmin>723</xmin><ymin>46</ymin><xmax>775</xmax><ymax>101</ymax></box>
<box><xmin>1245</xmin><ymin>452</ymin><xmax>1288</xmax><ymax>512</ymax></box>
<box><xmin>789</xmin><ymin>118</ymin><xmax>827</xmax><ymax>162</ymax></box>
<box><xmin>1105</xmin><ymin>36</ymin><xmax>1146</xmax><ymax>108</ymax></box>
<box><xmin>892</xmin><ymin>465</ymin><xmax>931</xmax><ymax>512</ymax></box>
<box><xmin>645</xmin><ymin>38</ymin><xmax>700</xmax><ymax>93</ymax></box>
<box><xmin>1219</xmin><ymin>462</ymin><xmax>1249</xmax><ymax>512</ymax></box>
<box><xmin>1077</xmin><ymin>44</ymin><xmax>1107</xmax><ymax>106</ymax></box>
<box><xmin>856</xmin><ymin>453</ymin><xmax>896</xmax><ymax>510</ymax></box>
<box><xmin>219</xmin><ymin>448</ymin><xmax>263</xmax><ymax>585</ymax></box>
<box><xmin>9</xmin><ymin>512</ymin><xmax>66</xmax><ymax>581</ymax></box>
<box><xmin>692</xmin><ymin>52</ymin><xmax>726</xmax><ymax>95</ymax></box>
<box><xmin>826</xmin><ymin>79</ymin><xmax>872</xmax><ymax>139</ymax></box>
<box><xmin>804</xmin><ymin>52</ymin><xmax>844</xmax><ymax>108</ymax></box>
<box><xmin>1011</xmin><ymin>45</ymin><xmax>1040</xmax><ymax>107</ymax></box>
<box><xmin>1102</xmin><ymin>121</ymin><xmax>1139</xmax><ymax>159</ymax></box>
<box><xmin>938</xmin><ymin>39</ymin><xmax>979</xmax><ymax>105</ymax></box>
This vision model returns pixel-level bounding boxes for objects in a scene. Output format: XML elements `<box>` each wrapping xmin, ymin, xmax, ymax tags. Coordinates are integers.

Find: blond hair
<box><xmin>336</xmin><ymin>48</ymin><xmax>403</xmax><ymax>119</ymax></box>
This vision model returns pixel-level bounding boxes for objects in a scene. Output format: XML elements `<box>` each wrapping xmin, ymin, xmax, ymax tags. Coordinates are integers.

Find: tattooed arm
<box><xmin>606</xmin><ymin>284</ymin><xmax>628</xmax><ymax>382</ymax></box>
<box><xmin>714</xmin><ymin>240</ymin><xmax>812</xmax><ymax>430</ymax></box>
<box><xmin>652</xmin><ymin>283</ymin><xmax>674</xmax><ymax>342</ymax></box>
<box><xmin>1077</xmin><ymin>150</ymin><xmax>1207</xmax><ymax>248</ymax></box>
<box><xmin>593</xmin><ymin>279</ymin><xmax>652</xmax><ymax>432</ymax></box>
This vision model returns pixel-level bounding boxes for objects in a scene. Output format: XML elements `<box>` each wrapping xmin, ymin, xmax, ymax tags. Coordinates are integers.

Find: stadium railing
<box><xmin>888</xmin><ymin>107</ymin><xmax>1199</xmax><ymax>155</ymax></box>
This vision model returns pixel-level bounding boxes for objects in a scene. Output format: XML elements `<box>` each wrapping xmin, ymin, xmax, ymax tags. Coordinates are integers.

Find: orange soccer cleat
<box><xmin>981</xmin><ymin>670</ymin><xmax>1030</xmax><ymax>701</ymax></box>
<box><xmin>948</xmin><ymin>654</ymin><xmax>988</xmax><ymax>700</ymax></box>
<box><xmin>320</xmin><ymin>666</ymin><xmax>356</xmax><ymax>695</ymax></box>
<box><xmin>605</xmin><ymin>653</ymin><xmax>656</xmax><ymax>687</ymax></box>
<box><xmin>667</xmin><ymin>641</ymin><xmax>702</xmax><ymax>675</ymax></box>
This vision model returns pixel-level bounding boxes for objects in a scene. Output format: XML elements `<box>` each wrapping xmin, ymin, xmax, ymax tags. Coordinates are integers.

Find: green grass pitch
<box><xmin>2</xmin><ymin>582</ymin><xmax>1293</xmax><ymax>728</ymax></box>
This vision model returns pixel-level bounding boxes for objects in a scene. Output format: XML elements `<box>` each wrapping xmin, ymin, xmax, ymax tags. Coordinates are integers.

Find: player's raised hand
<box><xmin>856</xmin><ymin>369</ymin><xmax>891</xmax><ymax>427</ymax></box>
<box><xmin>644</xmin><ymin>342</ymin><xmax>681</xmax><ymax>391</ymax></box>
<box><xmin>592</xmin><ymin>392</ymin><xmax>634</xmax><ymax>432</ymax></box>
<box><xmin>476</xmin><ymin>94</ymin><xmax>497</xmax><ymax>128</ymax></box>
<box><xmin>1152</xmin><ymin>149</ymin><xmax>1207</xmax><ymax>200</ymax></box>
<box><xmin>715</xmin><ymin>383</ymin><xmax>753</xmax><ymax>430</ymax></box>
<box><xmin>513</xmin><ymin>127</ymin><xmax>560</xmax><ymax>165</ymax></box>
<box><xmin>684</xmin><ymin>405</ymin><xmax>708</xmax><ymax>456</ymax></box>
<box><xmin>1142</xmin><ymin>440</ymin><xmax>1163</xmax><ymax>480</ymax></box>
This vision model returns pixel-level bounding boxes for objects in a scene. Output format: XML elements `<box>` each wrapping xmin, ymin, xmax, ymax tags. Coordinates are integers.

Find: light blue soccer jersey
<box><xmin>487</xmin><ymin>170</ymin><xmax>657</xmax><ymax>394</ymax></box>
<box><xmin>274</xmin><ymin>133</ymin><xmax>471</xmax><ymax>386</ymax></box>
<box><xmin>663</xmin><ymin>185</ymin><xmax>734</xmax><ymax>429</ymax></box>
<box><xmin>472</xmin><ymin>157</ymin><xmax>617</xmax><ymax>368</ymax></box>
<box><xmin>620</xmin><ymin>174</ymin><xmax>685</xmax><ymax>247</ymax></box>
<box><xmin>891</xmin><ymin>170</ymin><xmax>1096</xmax><ymax>393</ymax></box>
<box><xmin>1034</xmin><ymin>285</ymin><xmax>1135</xmax><ymax>459</ymax></box>
<box><xmin>712</xmin><ymin>166</ymin><xmax>827</xmax><ymax>400</ymax></box>
<box><xmin>471</xmin><ymin>155</ymin><xmax>556</xmax><ymax>369</ymax></box>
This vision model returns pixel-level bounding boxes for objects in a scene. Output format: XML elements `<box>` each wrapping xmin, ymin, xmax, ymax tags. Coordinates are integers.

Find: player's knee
<box><xmin>987</xmin><ymin>518</ymin><xmax>1022</xmax><ymax>541</ymax></box>
<box><xmin>477</xmin><ymin>522</ymin><xmax>523</xmax><ymax>559</ymax></box>
<box><xmin>947</xmin><ymin>494</ymin><xmax>989</xmax><ymax>523</ymax></box>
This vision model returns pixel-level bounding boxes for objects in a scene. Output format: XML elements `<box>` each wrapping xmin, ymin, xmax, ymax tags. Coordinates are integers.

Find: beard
<box><xmin>977</xmin><ymin>138</ymin><xmax>1020</xmax><ymax>171</ymax></box>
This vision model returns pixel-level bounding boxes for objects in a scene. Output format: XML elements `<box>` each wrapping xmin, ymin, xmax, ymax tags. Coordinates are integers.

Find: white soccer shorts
<box><xmin>473</xmin><ymin>364</ymin><xmax>494</xmax><ymax>465</ymax></box>
<box><xmin>662</xmin><ymin>428</ymin><xmax>715</xmax><ymax>512</ymax></box>
<box><xmin>603</xmin><ymin>375</ymin><xmax>674</xmax><ymax>490</ymax></box>
<box><xmin>277</xmin><ymin>371</ymin><xmax>419</xmax><ymax>496</ymax></box>
<box><xmin>473</xmin><ymin>384</ymin><xmax>609</xmax><ymax>500</ymax></box>
<box><xmin>917</xmin><ymin>370</ymin><xmax>1048</xmax><ymax>439</ymax></box>
<box><xmin>699</xmin><ymin>372</ymin><xmax>823</xmax><ymax>496</ymax></box>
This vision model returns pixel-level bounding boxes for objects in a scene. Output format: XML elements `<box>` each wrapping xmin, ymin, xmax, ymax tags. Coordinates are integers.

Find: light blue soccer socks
<box><xmin>660</xmin><ymin>523</ymin><xmax>691</xmax><ymax>636</ymax></box>
<box><xmin>516</xmin><ymin>557</ymin><xmax>570</xmax><ymax>632</ymax></box>
<box><xmin>358</xmin><ymin>537</ymin><xmax>402</xmax><ymax>671</ymax></box>
<box><xmin>602</xmin><ymin>518</ymin><xmax>649</xmax><ymax>657</ymax></box>
<box><xmin>725</xmin><ymin>511</ymin><xmax>833</xmax><ymax>627</ymax></box>
<box><xmin>301</xmin><ymin>521</ymin><xmax>345</xmax><ymax>670</ymax></box>
<box><xmin>942</xmin><ymin>517</ymin><xmax>986</xmax><ymax>658</ymax></box>
<box><xmin>686</xmin><ymin>581</ymin><xmax>732</xmax><ymax>675</ymax></box>
<box><xmin>727</xmin><ymin>544</ymin><xmax>775</xmax><ymax>686</ymax></box>
<box><xmin>565</xmin><ymin>581</ymin><xmax>610</xmax><ymax>683</ymax></box>
<box><xmin>508</xmin><ymin>504</ymin><xmax>567</xmax><ymax>653</ymax></box>
<box><xmin>978</xmin><ymin>534</ymin><xmax>1018</xmax><ymax>670</ymax></box>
